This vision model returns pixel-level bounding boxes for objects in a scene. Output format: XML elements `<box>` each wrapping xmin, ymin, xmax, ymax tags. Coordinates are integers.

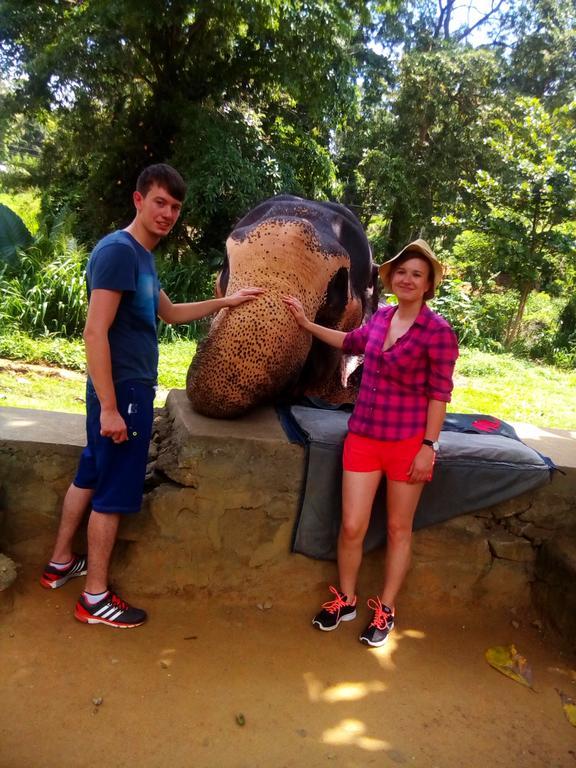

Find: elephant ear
<box><xmin>315</xmin><ymin>267</ymin><xmax>349</xmax><ymax>326</ymax></box>
<box><xmin>215</xmin><ymin>254</ymin><xmax>230</xmax><ymax>298</ymax></box>
<box><xmin>0</xmin><ymin>203</ymin><xmax>33</xmax><ymax>268</ymax></box>
<box><xmin>369</xmin><ymin>264</ymin><xmax>381</xmax><ymax>314</ymax></box>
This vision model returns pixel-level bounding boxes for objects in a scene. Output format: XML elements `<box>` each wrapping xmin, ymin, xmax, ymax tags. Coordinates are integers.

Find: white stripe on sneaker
<box><xmin>102</xmin><ymin>607</ymin><xmax>123</xmax><ymax>621</ymax></box>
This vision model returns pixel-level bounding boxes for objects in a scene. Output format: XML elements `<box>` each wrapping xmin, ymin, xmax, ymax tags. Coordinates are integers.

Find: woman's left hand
<box><xmin>407</xmin><ymin>445</ymin><xmax>435</xmax><ymax>484</ymax></box>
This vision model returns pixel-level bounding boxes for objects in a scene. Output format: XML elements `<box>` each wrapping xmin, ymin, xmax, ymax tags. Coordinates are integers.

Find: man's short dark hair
<box><xmin>136</xmin><ymin>163</ymin><xmax>186</xmax><ymax>201</ymax></box>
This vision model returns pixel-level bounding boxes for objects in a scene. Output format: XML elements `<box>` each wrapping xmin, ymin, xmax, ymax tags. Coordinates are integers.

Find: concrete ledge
<box><xmin>0</xmin><ymin>406</ymin><xmax>86</xmax><ymax>449</ymax></box>
<box><xmin>0</xmin><ymin>407</ymin><xmax>84</xmax><ymax>554</ymax></box>
<box><xmin>509</xmin><ymin>421</ymin><xmax>576</xmax><ymax>470</ymax></box>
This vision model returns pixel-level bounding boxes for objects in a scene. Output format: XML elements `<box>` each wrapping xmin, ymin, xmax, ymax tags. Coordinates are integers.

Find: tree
<box><xmin>0</xmin><ymin>0</ymin><xmax>374</xmax><ymax>250</ymax></box>
<box><xmin>461</xmin><ymin>97</ymin><xmax>576</xmax><ymax>345</ymax></box>
<box><xmin>371</xmin><ymin>0</ymin><xmax>516</xmax><ymax>51</ymax></box>
<box><xmin>505</xmin><ymin>0</ymin><xmax>576</xmax><ymax>105</ymax></box>
<box><xmin>338</xmin><ymin>44</ymin><xmax>501</xmax><ymax>259</ymax></box>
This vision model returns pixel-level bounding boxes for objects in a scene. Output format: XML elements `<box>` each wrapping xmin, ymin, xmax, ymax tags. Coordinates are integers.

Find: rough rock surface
<box><xmin>533</xmin><ymin>535</ymin><xmax>576</xmax><ymax>650</ymax></box>
<box><xmin>0</xmin><ymin>553</ymin><xmax>17</xmax><ymax>613</ymax></box>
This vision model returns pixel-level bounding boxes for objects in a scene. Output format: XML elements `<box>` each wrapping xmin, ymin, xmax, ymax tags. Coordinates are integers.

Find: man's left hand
<box><xmin>227</xmin><ymin>287</ymin><xmax>265</xmax><ymax>307</ymax></box>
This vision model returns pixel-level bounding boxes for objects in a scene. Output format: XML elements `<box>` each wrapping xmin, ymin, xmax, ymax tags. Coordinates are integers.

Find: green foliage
<box><xmin>433</xmin><ymin>283</ymin><xmax>574</xmax><ymax>367</ymax></box>
<box><xmin>506</xmin><ymin>0</ymin><xmax>576</xmax><ymax>105</ymax></box>
<box><xmin>0</xmin><ymin>0</ymin><xmax>368</xmax><ymax>247</ymax></box>
<box><xmin>156</xmin><ymin>252</ymin><xmax>216</xmax><ymax>340</ymax></box>
<box><xmin>430</xmin><ymin>277</ymin><xmax>481</xmax><ymax>346</ymax></box>
<box><xmin>0</xmin><ymin>328</ymin><xmax>85</xmax><ymax>370</ymax></box>
<box><xmin>528</xmin><ymin>293</ymin><xmax>576</xmax><ymax>369</ymax></box>
<box><xmin>1</xmin><ymin>0</ymin><xmax>575</xmax><ymax>371</ymax></box>
<box><xmin>0</xmin><ymin>209</ymin><xmax>87</xmax><ymax>336</ymax></box>
<box><xmin>345</xmin><ymin>45</ymin><xmax>501</xmax><ymax>256</ymax></box>
<box><xmin>449</xmin><ymin>230</ymin><xmax>499</xmax><ymax>287</ymax></box>
<box><xmin>556</xmin><ymin>295</ymin><xmax>576</xmax><ymax>347</ymax></box>
<box><xmin>168</xmin><ymin>104</ymin><xmax>336</xmax><ymax>253</ymax></box>
<box><xmin>457</xmin><ymin>97</ymin><xmax>576</xmax><ymax>345</ymax></box>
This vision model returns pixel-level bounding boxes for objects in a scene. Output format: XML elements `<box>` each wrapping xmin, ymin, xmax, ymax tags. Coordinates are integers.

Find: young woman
<box><xmin>283</xmin><ymin>239</ymin><xmax>458</xmax><ymax>647</ymax></box>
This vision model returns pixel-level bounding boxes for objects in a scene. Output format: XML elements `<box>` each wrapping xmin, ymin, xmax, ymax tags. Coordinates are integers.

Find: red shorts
<box><xmin>343</xmin><ymin>431</ymin><xmax>430</xmax><ymax>481</ymax></box>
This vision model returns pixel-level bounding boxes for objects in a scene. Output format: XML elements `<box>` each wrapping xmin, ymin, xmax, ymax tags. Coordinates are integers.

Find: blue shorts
<box><xmin>74</xmin><ymin>380</ymin><xmax>155</xmax><ymax>514</ymax></box>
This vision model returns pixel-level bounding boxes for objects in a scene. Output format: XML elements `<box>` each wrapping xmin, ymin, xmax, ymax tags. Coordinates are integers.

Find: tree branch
<box><xmin>453</xmin><ymin>0</ymin><xmax>506</xmax><ymax>42</ymax></box>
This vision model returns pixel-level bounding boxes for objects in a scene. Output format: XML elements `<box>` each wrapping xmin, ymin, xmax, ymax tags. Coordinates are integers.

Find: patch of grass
<box><xmin>157</xmin><ymin>338</ymin><xmax>197</xmax><ymax>390</ymax></box>
<box><xmin>0</xmin><ymin>336</ymin><xmax>573</xmax><ymax>431</ymax></box>
<box><xmin>155</xmin><ymin>338</ymin><xmax>197</xmax><ymax>403</ymax></box>
<box><xmin>0</xmin><ymin>362</ymin><xmax>86</xmax><ymax>413</ymax></box>
<box><xmin>450</xmin><ymin>348</ymin><xmax>575</xmax><ymax>429</ymax></box>
<box><xmin>0</xmin><ymin>329</ymin><xmax>86</xmax><ymax>370</ymax></box>
<box><xmin>0</xmin><ymin>335</ymin><xmax>197</xmax><ymax>413</ymax></box>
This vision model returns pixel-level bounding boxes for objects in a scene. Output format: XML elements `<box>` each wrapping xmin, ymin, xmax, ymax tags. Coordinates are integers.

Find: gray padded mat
<box><xmin>290</xmin><ymin>407</ymin><xmax>554</xmax><ymax>560</ymax></box>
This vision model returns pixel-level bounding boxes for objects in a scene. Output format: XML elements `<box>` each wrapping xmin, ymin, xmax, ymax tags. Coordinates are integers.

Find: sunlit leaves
<box><xmin>557</xmin><ymin>689</ymin><xmax>576</xmax><ymax>727</ymax></box>
<box><xmin>485</xmin><ymin>644</ymin><xmax>534</xmax><ymax>688</ymax></box>
<box><xmin>463</xmin><ymin>96</ymin><xmax>576</xmax><ymax>299</ymax></box>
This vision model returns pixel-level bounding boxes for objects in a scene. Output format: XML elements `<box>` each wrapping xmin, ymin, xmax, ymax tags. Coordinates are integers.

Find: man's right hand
<box><xmin>100</xmin><ymin>408</ymin><xmax>128</xmax><ymax>443</ymax></box>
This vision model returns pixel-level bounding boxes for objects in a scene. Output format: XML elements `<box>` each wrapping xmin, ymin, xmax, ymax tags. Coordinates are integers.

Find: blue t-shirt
<box><xmin>86</xmin><ymin>230</ymin><xmax>160</xmax><ymax>386</ymax></box>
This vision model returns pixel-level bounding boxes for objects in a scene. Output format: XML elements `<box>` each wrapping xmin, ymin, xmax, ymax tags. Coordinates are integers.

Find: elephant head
<box><xmin>186</xmin><ymin>195</ymin><xmax>377</xmax><ymax>418</ymax></box>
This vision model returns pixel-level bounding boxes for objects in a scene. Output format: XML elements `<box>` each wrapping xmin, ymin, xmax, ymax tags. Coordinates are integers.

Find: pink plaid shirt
<box><xmin>343</xmin><ymin>303</ymin><xmax>459</xmax><ymax>441</ymax></box>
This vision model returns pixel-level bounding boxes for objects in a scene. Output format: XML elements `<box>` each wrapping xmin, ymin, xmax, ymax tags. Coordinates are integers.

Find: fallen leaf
<box><xmin>485</xmin><ymin>644</ymin><xmax>533</xmax><ymax>688</ymax></box>
<box><xmin>557</xmin><ymin>689</ymin><xmax>576</xmax><ymax>727</ymax></box>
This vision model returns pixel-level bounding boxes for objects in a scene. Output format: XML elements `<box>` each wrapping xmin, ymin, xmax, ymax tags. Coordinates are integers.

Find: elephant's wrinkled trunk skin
<box><xmin>187</xmin><ymin>218</ymin><xmax>351</xmax><ymax>418</ymax></box>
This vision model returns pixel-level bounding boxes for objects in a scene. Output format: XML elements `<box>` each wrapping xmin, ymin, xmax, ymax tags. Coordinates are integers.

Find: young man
<box><xmin>40</xmin><ymin>163</ymin><xmax>263</xmax><ymax>628</ymax></box>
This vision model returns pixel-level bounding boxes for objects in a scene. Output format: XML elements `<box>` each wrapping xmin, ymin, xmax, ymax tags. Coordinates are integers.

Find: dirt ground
<box><xmin>1</xmin><ymin>568</ymin><xmax>575</xmax><ymax>768</ymax></box>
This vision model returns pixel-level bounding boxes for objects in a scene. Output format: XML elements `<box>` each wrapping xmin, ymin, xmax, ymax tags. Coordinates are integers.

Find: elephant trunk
<box><xmin>187</xmin><ymin>292</ymin><xmax>313</xmax><ymax>418</ymax></box>
<box><xmin>186</xmin><ymin>218</ymin><xmax>352</xmax><ymax>418</ymax></box>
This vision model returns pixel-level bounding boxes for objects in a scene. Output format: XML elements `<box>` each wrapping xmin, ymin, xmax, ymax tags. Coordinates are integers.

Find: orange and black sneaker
<box><xmin>40</xmin><ymin>554</ymin><xmax>88</xmax><ymax>590</ymax></box>
<box><xmin>359</xmin><ymin>597</ymin><xmax>395</xmax><ymax>647</ymax></box>
<box><xmin>74</xmin><ymin>590</ymin><xmax>147</xmax><ymax>628</ymax></box>
<box><xmin>312</xmin><ymin>585</ymin><xmax>357</xmax><ymax>631</ymax></box>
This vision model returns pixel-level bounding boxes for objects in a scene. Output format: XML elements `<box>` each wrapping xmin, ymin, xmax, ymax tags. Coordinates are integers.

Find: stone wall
<box><xmin>0</xmin><ymin>396</ymin><xmax>574</xmax><ymax>644</ymax></box>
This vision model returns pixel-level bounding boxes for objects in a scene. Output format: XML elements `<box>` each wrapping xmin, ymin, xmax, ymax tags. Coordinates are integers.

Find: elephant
<box><xmin>186</xmin><ymin>195</ymin><xmax>378</xmax><ymax>418</ymax></box>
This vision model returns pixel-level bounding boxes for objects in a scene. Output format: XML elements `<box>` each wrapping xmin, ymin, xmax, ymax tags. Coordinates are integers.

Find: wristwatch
<box><xmin>422</xmin><ymin>438</ymin><xmax>440</xmax><ymax>452</ymax></box>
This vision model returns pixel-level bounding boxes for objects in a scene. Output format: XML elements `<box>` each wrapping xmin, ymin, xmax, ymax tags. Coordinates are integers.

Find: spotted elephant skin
<box><xmin>186</xmin><ymin>195</ymin><xmax>377</xmax><ymax>418</ymax></box>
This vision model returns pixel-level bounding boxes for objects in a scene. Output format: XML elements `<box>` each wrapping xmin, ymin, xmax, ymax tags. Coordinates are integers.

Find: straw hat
<box><xmin>378</xmin><ymin>239</ymin><xmax>443</xmax><ymax>299</ymax></box>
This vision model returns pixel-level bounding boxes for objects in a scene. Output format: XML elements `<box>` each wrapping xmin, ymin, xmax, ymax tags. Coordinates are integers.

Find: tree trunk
<box><xmin>505</xmin><ymin>283</ymin><xmax>532</xmax><ymax>347</ymax></box>
<box><xmin>387</xmin><ymin>199</ymin><xmax>412</xmax><ymax>259</ymax></box>
<box><xmin>504</xmin><ymin>193</ymin><xmax>540</xmax><ymax>347</ymax></box>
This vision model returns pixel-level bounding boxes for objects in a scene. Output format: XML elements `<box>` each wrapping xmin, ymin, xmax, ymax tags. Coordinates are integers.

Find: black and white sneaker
<box><xmin>312</xmin><ymin>586</ymin><xmax>357</xmax><ymax>631</ymax></box>
<box><xmin>40</xmin><ymin>554</ymin><xmax>88</xmax><ymax>589</ymax></box>
<box><xmin>74</xmin><ymin>591</ymin><xmax>147</xmax><ymax>628</ymax></box>
<box><xmin>359</xmin><ymin>597</ymin><xmax>395</xmax><ymax>647</ymax></box>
